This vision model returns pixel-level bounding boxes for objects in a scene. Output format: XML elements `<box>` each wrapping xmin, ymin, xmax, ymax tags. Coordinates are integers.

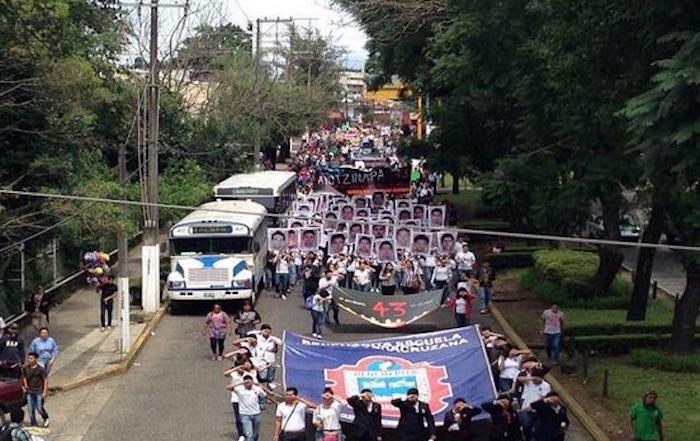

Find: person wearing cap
<box><xmin>346</xmin><ymin>389</ymin><xmax>382</xmax><ymax>441</ymax></box>
<box><xmin>531</xmin><ymin>391</ymin><xmax>569</xmax><ymax>441</ymax></box>
<box><xmin>391</xmin><ymin>387</ymin><xmax>436</xmax><ymax>441</ymax></box>
<box><xmin>228</xmin><ymin>374</ymin><xmax>267</xmax><ymax>441</ymax></box>
<box><xmin>443</xmin><ymin>398</ymin><xmax>482</xmax><ymax>441</ymax></box>
<box><xmin>628</xmin><ymin>390</ymin><xmax>664</xmax><ymax>441</ymax></box>
<box><xmin>0</xmin><ymin>322</ymin><xmax>24</xmax><ymax>378</ymax></box>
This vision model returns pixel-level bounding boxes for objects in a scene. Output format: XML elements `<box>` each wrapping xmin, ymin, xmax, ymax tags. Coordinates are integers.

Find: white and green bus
<box><xmin>213</xmin><ymin>170</ymin><xmax>297</xmax><ymax>216</ymax></box>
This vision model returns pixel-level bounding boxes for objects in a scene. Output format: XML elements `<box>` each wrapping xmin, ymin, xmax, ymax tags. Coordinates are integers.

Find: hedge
<box><xmin>520</xmin><ymin>249</ymin><xmax>632</xmax><ymax>309</ymax></box>
<box><xmin>568</xmin><ymin>334</ymin><xmax>700</xmax><ymax>355</ymax></box>
<box><xmin>629</xmin><ymin>348</ymin><xmax>700</xmax><ymax>373</ymax></box>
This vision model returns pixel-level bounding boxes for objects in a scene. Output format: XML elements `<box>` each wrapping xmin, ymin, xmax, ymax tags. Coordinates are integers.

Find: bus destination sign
<box><xmin>191</xmin><ymin>225</ymin><xmax>233</xmax><ymax>235</ymax></box>
<box><xmin>216</xmin><ymin>187</ymin><xmax>274</xmax><ymax>196</ymax></box>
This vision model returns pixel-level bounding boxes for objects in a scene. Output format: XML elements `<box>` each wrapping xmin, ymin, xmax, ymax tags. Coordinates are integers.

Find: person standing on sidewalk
<box><xmin>274</xmin><ymin>387</ymin><xmax>317</xmax><ymax>441</ymax></box>
<box><xmin>22</xmin><ymin>352</ymin><xmax>49</xmax><ymax>428</ymax></box>
<box><xmin>203</xmin><ymin>304</ymin><xmax>231</xmax><ymax>361</ymax></box>
<box><xmin>541</xmin><ymin>304</ymin><xmax>565</xmax><ymax>363</ymax></box>
<box><xmin>629</xmin><ymin>390</ymin><xmax>664</xmax><ymax>441</ymax></box>
<box><xmin>229</xmin><ymin>374</ymin><xmax>267</xmax><ymax>441</ymax></box>
<box><xmin>27</xmin><ymin>284</ymin><xmax>52</xmax><ymax>331</ymax></box>
<box><xmin>476</xmin><ymin>260</ymin><xmax>496</xmax><ymax>314</ymax></box>
<box><xmin>0</xmin><ymin>323</ymin><xmax>25</xmax><ymax>379</ymax></box>
<box><xmin>28</xmin><ymin>328</ymin><xmax>58</xmax><ymax>374</ymax></box>
<box><xmin>98</xmin><ymin>275</ymin><xmax>118</xmax><ymax>332</ymax></box>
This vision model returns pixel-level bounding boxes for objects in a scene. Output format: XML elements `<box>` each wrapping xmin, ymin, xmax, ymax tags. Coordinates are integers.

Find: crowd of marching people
<box><xmin>206</xmin><ymin>300</ymin><xmax>571</xmax><ymax>441</ymax></box>
<box><xmin>202</xmin><ymin>124</ymin><xmax>572</xmax><ymax>441</ymax></box>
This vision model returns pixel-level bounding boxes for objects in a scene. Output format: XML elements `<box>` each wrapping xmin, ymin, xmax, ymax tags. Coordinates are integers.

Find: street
<box><xmin>47</xmin><ymin>287</ymin><xmax>593</xmax><ymax>441</ymax></box>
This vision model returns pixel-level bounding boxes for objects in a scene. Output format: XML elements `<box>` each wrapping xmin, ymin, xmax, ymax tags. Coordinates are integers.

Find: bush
<box><xmin>519</xmin><ymin>248</ymin><xmax>633</xmax><ymax>308</ymax></box>
<box><xmin>629</xmin><ymin>348</ymin><xmax>700</xmax><ymax>373</ymax></box>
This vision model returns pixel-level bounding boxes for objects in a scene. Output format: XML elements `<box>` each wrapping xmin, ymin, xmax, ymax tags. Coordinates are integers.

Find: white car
<box><xmin>586</xmin><ymin>214</ymin><xmax>641</xmax><ymax>240</ymax></box>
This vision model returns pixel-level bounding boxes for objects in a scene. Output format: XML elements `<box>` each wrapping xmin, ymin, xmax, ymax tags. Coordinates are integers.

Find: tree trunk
<box><xmin>452</xmin><ymin>174</ymin><xmax>460</xmax><ymax>194</ymax></box>
<box><xmin>585</xmin><ymin>196</ymin><xmax>623</xmax><ymax>298</ymax></box>
<box><xmin>670</xmin><ymin>256</ymin><xmax>700</xmax><ymax>354</ymax></box>
<box><xmin>626</xmin><ymin>203</ymin><xmax>664</xmax><ymax>321</ymax></box>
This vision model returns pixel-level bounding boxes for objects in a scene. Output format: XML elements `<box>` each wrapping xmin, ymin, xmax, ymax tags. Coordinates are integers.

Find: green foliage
<box><xmin>520</xmin><ymin>249</ymin><xmax>632</xmax><ymax>308</ymax></box>
<box><xmin>158</xmin><ymin>160</ymin><xmax>214</xmax><ymax>225</ymax></box>
<box><xmin>174</xmin><ymin>23</ymin><xmax>252</xmax><ymax>70</ymax></box>
<box><xmin>630</xmin><ymin>349</ymin><xmax>700</xmax><ymax>373</ymax></box>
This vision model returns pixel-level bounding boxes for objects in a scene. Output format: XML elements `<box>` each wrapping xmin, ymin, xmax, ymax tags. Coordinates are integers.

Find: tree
<box><xmin>621</xmin><ymin>30</ymin><xmax>700</xmax><ymax>353</ymax></box>
<box><xmin>174</xmin><ymin>23</ymin><xmax>252</xmax><ymax>71</ymax></box>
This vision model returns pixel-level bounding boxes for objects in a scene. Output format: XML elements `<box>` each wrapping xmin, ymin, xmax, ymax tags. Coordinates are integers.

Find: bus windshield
<box><xmin>171</xmin><ymin>237</ymin><xmax>252</xmax><ymax>255</ymax></box>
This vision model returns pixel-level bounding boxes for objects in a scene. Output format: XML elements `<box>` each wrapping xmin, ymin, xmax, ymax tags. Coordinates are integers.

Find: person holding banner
<box><xmin>391</xmin><ymin>388</ymin><xmax>436</xmax><ymax>441</ymax></box>
<box><xmin>443</xmin><ymin>398</ymin><xmax>482</xmax><ymax>441</ymax></box>
<box><xmin>346</xmin><ymin>390</ymin><xmax>382</xmax><ymax>441</ymax></box>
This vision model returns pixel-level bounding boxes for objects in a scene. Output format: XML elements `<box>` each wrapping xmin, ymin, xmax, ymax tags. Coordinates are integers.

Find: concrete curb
<box><xmin>490</xmin><ymin>305</ymin><xmax>611</xmax><ymax>441</ymax></box>
<box><xmin>50</xmin><ymin>304</ymin><xmax>168</xmax><ymax>394</ymax></box>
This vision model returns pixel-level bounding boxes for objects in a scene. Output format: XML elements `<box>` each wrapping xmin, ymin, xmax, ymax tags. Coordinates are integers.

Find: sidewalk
<box><xmin>622</xmin><ymin>247</ymin><xmax>686</xmax><ymax>297</ymax></box>
<box><xmin>22</xmin><ymin>244</ymin><xmax>140</xmax><ymax>387</ymax></box>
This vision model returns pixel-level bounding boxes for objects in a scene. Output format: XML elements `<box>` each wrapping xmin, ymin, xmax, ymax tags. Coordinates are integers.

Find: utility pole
<box><xmin>254</xmin><ymin>18</ymin><xmax>262</xmax><ymax>170</ymax></box>
<box><xmin>118</xmin><ymin>143</ymin><xmax>131</xmax><ymax>354</ymax></box>
<box><xmin>142</xmin><ymin>0</ymin><xmax>161</xmax><ymax>314</ymax></box>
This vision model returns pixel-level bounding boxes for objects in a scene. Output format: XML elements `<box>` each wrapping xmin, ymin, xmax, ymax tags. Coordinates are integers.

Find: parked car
<box><xmin>586</xmin><ymin>214</ymin><xmax>642</xmax><ymax>240</ymax></box>
<box><xmin>0</xmin><ymin>376</ymin><xmax>25</xmax><ymax>423</ymax></box>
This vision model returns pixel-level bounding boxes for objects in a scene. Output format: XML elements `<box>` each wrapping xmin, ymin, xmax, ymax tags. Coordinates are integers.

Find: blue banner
<box><xmin>282</xmin><ymin>326</ymin><xmax>497</xmax><ymax>427</ymax></box>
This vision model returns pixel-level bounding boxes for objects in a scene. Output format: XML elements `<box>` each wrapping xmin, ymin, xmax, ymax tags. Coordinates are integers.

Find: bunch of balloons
<box><xmin>82</xmin><ymin>251</ymin><xmax>111</xmax><ymax>286</ymax></box>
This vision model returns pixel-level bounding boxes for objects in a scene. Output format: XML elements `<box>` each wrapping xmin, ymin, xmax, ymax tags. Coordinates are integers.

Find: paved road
<box><xmin>48</xmin><ymin>287</ymin><xmax>593</xmax><ymax>441</ymax></box>
<box><xmin>622</xmin><ymin>247</ymin><xmax>686</xmax><ymax>297</ymax></box>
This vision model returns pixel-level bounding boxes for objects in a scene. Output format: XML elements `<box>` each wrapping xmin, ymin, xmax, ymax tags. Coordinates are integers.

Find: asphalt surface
<box><xmin>50</xmin><ymin>285</ymin><xmax>593</xmax><ymax>441</ymax></box>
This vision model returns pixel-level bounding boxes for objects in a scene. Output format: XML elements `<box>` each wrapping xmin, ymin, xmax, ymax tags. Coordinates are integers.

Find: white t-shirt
<box><xmin>499</xmin><ymin>355</ymin><xmax>523</xmax><ymax>380</ymax></box>
<box><xmin>455</xmin><ymin>297</ymin><xmax>467</xmax><ymax>314</ymax></box>
<box><xmin>521</xmin><ymin>379</ymin><xmax>551</xmax><ymax>410</ymax></box>
<box><xmin>277</xmin><ymin>258</ymin><xmax>290</xmax><ymax>274</ymax></box>
<box><xmin>313</xmin><ymin>401</ymin><xmax>343</xmax><ymax>431</ymax></box>
<box><xmin>318</xmin><ymin>276</ymin><xmax>338</xmax><ymax>295</ymax></box>
<box><xmin>234</xmin><ymin>385</ymin><xmax>266</xmax><ymax>415</ymax></box>
<box><xmin>354</xmin><ymin>268</ymin><xmax>371</xmax><ymax>285</ymax></box>
<box><xmin>275</xmin><ymin>401</ymin><xmax>308</xmax><ymax>432</ymax></box>
<box><xmin>455</xmin><ymin>251</ymin><xmax>476</xmax><ymax>270</ymax></box>
<box><xmin>230</xmin><ymin>369</ymin><xmax>259</xmax><ymax>403</ymax></box>
<box><xmin>542</xmin><ymin>309</ymin><xmax>565</xmax><ymax>334</ymax></box>
<box><xmin>251</xmin><ymin>332</ymin><xmax>283</xmax><ymax>364</ymax></box>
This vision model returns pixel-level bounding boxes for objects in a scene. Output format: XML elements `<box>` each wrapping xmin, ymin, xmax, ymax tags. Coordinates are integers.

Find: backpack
<box><xmin>304</xmin><ymin>296</ymin><xmax>314</xmax><ymax>310</ymax></box>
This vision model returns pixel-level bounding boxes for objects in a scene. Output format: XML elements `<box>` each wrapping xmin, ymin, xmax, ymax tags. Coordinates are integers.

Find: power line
<box><xmin>1</xmin><ymin>188</ymin><xmax>698</xmax><ymax>253</ymax></box>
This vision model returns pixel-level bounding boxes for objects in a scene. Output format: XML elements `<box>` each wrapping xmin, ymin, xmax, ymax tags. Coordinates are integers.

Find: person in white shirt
<box><xmin>228</xmin><ymin>375</ymin><xmax>267</xmax><ymax>441</ymax></box>
<box><xmin>318</xmin><ymin>269</ymin><xmax>340</xmax><ymax>326</ymax></box>
<box><xmin>516</xmin><ymin>365</ymin><xmax>551</xmax><ymax>441</ymax></box>
<box><xmin>455</xmin><ymin>245</ymin><xmax>477</xmax><ymax>275</ymax></box>
<box><xmin>353</xmin><ymin>262</ymin><xmax>373</xmax><ymax>292</ymax></box>
<box><xmin>249</xmin><ymin>324</ymin><xmax>283</xmax><ymax>386</ymax></box>
<box><xmin>275</xmin><ymin>252</ymin><xmax>292</xmax><ymax>299</ymax></box>
<box><xmin>313</xmin><ymin>387</ymin><xmax>344</xmax><ymax>441</ymax></box>
<box><xmin>224</xmin><ymin>361</ymin><xmax>259</xmax><ymax>441</ymax></box>
<box><xmin>274</xmin><ymin>387</ymin><xmax>317</xmax><ymax>441</ymax></box>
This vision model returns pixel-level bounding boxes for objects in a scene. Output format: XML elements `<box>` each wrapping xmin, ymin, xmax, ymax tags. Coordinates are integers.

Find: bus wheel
<box><xmin>169</xmin><ymin>301</ymin><xmax>181</xmax><ymax>315</ymax></box>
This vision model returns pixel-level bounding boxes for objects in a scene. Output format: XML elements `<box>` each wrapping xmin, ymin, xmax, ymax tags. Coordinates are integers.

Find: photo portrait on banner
<box><xmin>395</xmin><ymin>199</ymin><xmax>411</xmax><ymax>210</ymax></box>
<box><xmin>398</xmin><ymin>208</ymin><xmax>412</xmax><ymax>221</ymax></box>
<box><xmin>348</xmin><ymin>223</ymin><xmax>363</xmax><ymax>243</ymax></box>
<box><xmin>328</xmin><ymin>232</ymin><xmax>348</xmax><ymax>256</ymax></box>
<box><xmin>355</xmin><ymin>235</ymin><xmax>374</xmax><ymax>259</ymax></box>
<box><xmin>268</xmin><ymin>229</ymin><xmax>288</xmax><ymax>251</ymax></box>
<box><xmin>339</xmin><ymin>203</ymin><xmax>355</xmax><ymax>221</ymax></box>
<box><xmin>355</xmin><ymin>208</ymin><xmax>370</xmax><ymax>219</ymax></box>
<box><xmin>438</xmin><ymin>231</ymin><xmax>457</xmax><ymax>254</ymax></box>
<box><xmin>299</xmin><ymin>228</ymin><xmax>320</xmax><ymax>252</ymax></box>
<box><xmin>412</xmin><ymin>204</ymin><xmax>427</xmax><ymax>224</ymax></box>
<box><xmin>394</xmin><ymin>226</ymin><xmax>412</xmax><ymax>249</ymax></box>
<box><xmin>411</xmin><ymin>231</ymin><xmax>432</xmax><ymax>255</ymax></box>
<box><xmin>428</xmin><ymin>206</ymin><xmax>446</xmax><ymax>228</ymax></box>
<box><xmin>296</xmin><ymin>203</ymin><xmax>314</xmax><ymax>217</ymax></box>
<box><xmin>371</xmin><ymin>191</ymin><xmax>386</xmax><ymax>209</ymax></box>
<box><xmin>324</xmin><ymin>212</ymin><xmax>339</xmax><ymax>230</ymax></box>
<box><xmin>287</xmin><ymin>228</ymin><xmax>300</xmax><ymax>250</ymax></box>
<box><xmin>370</xmin><ymin>223</ymin><xmax>388</xmax><ymax>239</ymax></box>
<box><xmin>375</xmin><ymin>239</ymin><xmax>397</xmax><ymax>263</ymax></box>
<box><xmin>352</xmin><ymin>195</ymin><xmax>369</xmax><ymax>208</ymax></box>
